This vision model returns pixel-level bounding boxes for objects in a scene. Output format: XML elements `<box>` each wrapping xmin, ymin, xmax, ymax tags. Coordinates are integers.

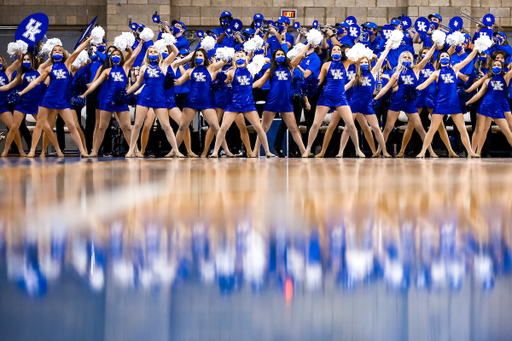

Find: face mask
<box><xmin>440</xmin><ymin>57</ymin><xmax>450</xmax><ymax>65</ymax></box>
<box><xmin>22</xmin><ymin>62</ymin><xmax>31</xmax><ymax>68</ymax></box>
<box><xmin>111</xmin><ymin>55</ymin><xmax>121</xmax><ymax>64</ymax></box>
<box><xmin>276</xmin><ymin>56</ymin><xmax>286</xmax><ymax>63</ymax></box>
<box><xmin>90</xmin><ymin>55</ymin><xmax>98</xmax><ymax>61</ymax></box>
<box><xmin>222</xmin><ymin>20</ymin><xmax>230</xmax><ymax>26</ymax></box>
<box><xmin>421</xmin><ymin>54</ymin><xmax>427</xmax><ymax>59</ymax></box>
<box><xmin>455</xmin><ymin>46</ymin><xmax>462</xmax><ymax>53</ymax></box>
<box><xmin>0</xmin><ymin>63</ymin><xmax>2</xmax><ymax>69</ymax></box>
<box><xmin>332</xmin><ymin>53</ymin><xmax>341</xmax><ymax>60</ymax></box>
<box><xmin>492</xmin><ymin>66</ymin><xmax>502</xmax><ymax>74</ymax></box>
<box><xmin>402</xmin><ymin>61</ymin><xmax>412</xmax><ymax>68</ymax></box>
<box><xmin>195</xmin><ymin>58</ymin><xmax>204</xmax><ymax>65</ymax></box>
<box><xmin>162</xmin><ymin>52</ymin><xmax>169</xmax><ymax>59</ymax></box>
<box><xmin>236</xmin><ymin>58</ymin><xmax>245</xmax><ymax>65</ymax></box>
<box><xmin>479</xmin><ymin>56</ymin><xmax>487</xmax><ymax>63</ymax></box>
<box><xmin>148</xmin><ymin>54</ymin><xmax>159</xmax><ymax>62</ymax></box>
<box><xmin>53</xmin><ymin>53</ymin><xmax>63</xmax><ymax>61</ymax></box>
<box><xmin>97</xmin><ymin>45</ymin><xmax>106</xmax><ymax>52</ymax></box>
<box><xmin>360</xmin><ymin>64</ymin><xmax>369</xmax><ymax>71</ymax></box>
<box><xmin>107</xmin><ymin>53</ymin><xmax>112</xmax><ymax>58</ymax></box>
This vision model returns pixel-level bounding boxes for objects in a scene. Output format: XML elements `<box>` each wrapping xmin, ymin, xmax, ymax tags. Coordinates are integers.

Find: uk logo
<box><xmin>26</xmin><ymin>75</ymin><xmax>37</xmax><ymax>82</ymax></box>
<box><xmin>0</xmin><ymin>77</ymin><xmax>5</xmax><ymax>86</ymax></box>
<box><xmin>421</xmin><ymin>69</ymin><xmax>433</xmax><ymax>78</ymax></box>
<box><xmin>417</xmin><ymin>22</ymin><xmax>427</xmax><ymax>32</ymax></box>
<box><xmin>237</xmin><ymin>75</ymin><xmax>250</xmax><ymax>86</ymax></box>
<box><xmin>111</xmin><ymin>72</ymin><xmax>124</xmax><ymax>82</ymax></box>
<box><xmin>194</xmin><ymin>72</ymin><xmax>206</xmax><ymax>82</ymax></box>
<box><xmin>276</xmin><ymin>71</ymin><xmax>288</xmax><ymax>80</ymax></box>
<box><xmin>383</xmin><ymin>30</ymin><xmax>393</xmax><ymax>39</ymax></box>
<box><xmin>402</xmin><ymin>75</ymin><xmax>414</xmax><ymax>85</ymax></box>
<box><xmin>492</xmin><ymin>81</ymin><xmax>504</xmax><ymax>91</ymax></box>
<box><xmin>361</xmin><ymin>77</ymin><xmax>371</xmax><ymax>86</ymax></box>
<box><xmin>22</xmin><ymin>19</ymin><xmax>42</xmax><ymax>42</ymax></box>
<box><xmin>347</xmin><ymin>70</ymin><xmax>356</xmax><ymax>80</ymax></box>
<box><xmin>331</xmin><ymin>69</ymin><xmax>343</xmax><ymax>80</ymax></box>
<box><xmin>147</xmin><ymin>68</ymin><xmax>160</xmax><ymax>78</ymax></box>
<box><xmin>53</xmin><ymin>69</ymin><xmax>67</xmax><ymax>79</ymax></box>
<box><xmin>441</xmin><ymin>74</ymin><xmax>454</xmax><ymax>83</ymax></box>
<box><xmin>350</xmin><ymin>27</ymin><xmax>358</xmax><ymax>38</ymax></box>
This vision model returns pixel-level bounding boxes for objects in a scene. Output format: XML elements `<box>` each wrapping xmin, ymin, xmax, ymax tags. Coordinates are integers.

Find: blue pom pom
<box><xmin>403</xmin><ymin>85</ymin><xmax>418</xmax><ymax>103</ymax></box>
<box><xmin>71</xmin><ymin>73</ymin><xmax>88</xmax><ymax>94</ymax></box>
<box><xmin>300</xmin><ymin>74</ymin><xmax>319</xmax><ymax>97</ymax></box>
<box><xmin>112</xmin><ymin>89</ymin><xmax>128</xmax><ymax>106</ymax></box>
<box><xmin>70</xmin><ymin>96</ymin><xmax>86</xmax><ymax>112</ymax></box>
<box><xmin>210</xmin><ymin>71</ymin><xmax>228</xmax><ymax>92</ymax></box>
<box><xmin>7</xmin><ymin>91</ymin><xmax>21</xmax><ymax>105</ymax></box>
<box><xmin>127</xmin><ymin>93</ymin><xmax>138</xmax><ymax>107</ymax></box>
<box><xmin>164</xmin><ymin>70</ymin><xmax>175</xmax><ymax>90</ymax></box>
<box><xmin>457</xmin><ymin>85</ymin><xmax>471</xmax><ymax>113</ymax></box>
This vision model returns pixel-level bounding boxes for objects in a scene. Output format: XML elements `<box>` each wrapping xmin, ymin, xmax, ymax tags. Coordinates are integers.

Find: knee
<box><xmin>211</xmin><ymin>124</ymin><xmax>220</xmax><ymax>134</ymax></box>
<box><xmin>311</xmin><ymin>121</ymin><xmax>321</xmax><ymax>130</ymax></box>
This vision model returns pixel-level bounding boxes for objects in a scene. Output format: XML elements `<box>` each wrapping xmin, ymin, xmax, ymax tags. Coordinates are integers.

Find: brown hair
<box><xmin>190</xmin><ymin>48</ymin><xmax>211</xmax><ymax>68</ymax></box>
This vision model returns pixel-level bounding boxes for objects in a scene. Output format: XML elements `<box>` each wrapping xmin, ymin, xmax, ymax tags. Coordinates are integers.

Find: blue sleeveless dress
<box><xmin>416</xmin><ymin>63</ymin><xmax>436</xmax><ymax>110</ymax></box>
<box><xmin>165</xmin><ymin>66</ymin><xmax>177</xmax><ymax>110</ymax></box>
<box><xmin>480</xmin><ymin>75</ymin><xmax>508</xmax><ymax>119</ymax></box>
<box><xmin>433</xmin><ymin>67</ymin><xmax>461</xmax><ymax>115</ymax></box>
<box><xmin>214</xmin><ymin>64</ymin><xmax>233</xmax><ymax>110</ymax></box>
<box><xmin>137</xmin><ymin>63</ymin><xmax>167</xmax><ymax>109</ymax></box>
<box><xmin>318</xmin><ymin>60</ymin><xmax>349</xmax><ymax>108</ymax></box>
<box><xmin>99</xmin><ymin>65</ymin><xmax>129</xmax><ymax>112</ymax></box>
<box><xmin>345</xmin><ymin>64</ymin><xmax>356</xmax><ymax>100</ymax></box>
<box><xmin>15</xmin><ymin>70</ymin><xmax>44</xmax><ymax>115</ymax></box>
<box><xmin>225</xmin><ymin>67</ymin><xmax>257</xmax><ymax>113</ymax></box>
<box><xmin>0</xmin><ymin>70</ymin><xmax>10</xmax><ymax>113</ymax></box>
<box><xmin>40</xmin><ymin>62</ymin><xmax>71</xmax><ymax>110</ymax></box>
<box><xmin>263</xmin><ymin>65</ymin><xmax>294</xmax><ymax>113</ymax></box>
<box><xmin>185</xmin><ymin>65</ymin><xmax>214</xmax><ymax>110</ymax></box>
<box><xmin>388</xmin><ymin>67</ymin><xmax>418</xmax><ymax>114</ymax></box>
<box><xmin>349</xmin><ymin>70</ymin><xmax>376</xmax><ymax>116</ymax></box>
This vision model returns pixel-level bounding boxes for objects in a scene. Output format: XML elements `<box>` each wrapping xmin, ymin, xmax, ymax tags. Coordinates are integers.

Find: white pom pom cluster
<box><xmin>306</xmin><ymin>29</ymin><xmax>323</xmax><ymax>46</ymax></box>
<box><xmin>114</xmin><ymin>35</ymin><xmax>128</xmax><ymax>51</ymax></box>
<box><xmin>41</xmin><ymin>38</ymin><xmax>63</xmax><ymax>55</ymax></box>
<box><xmin>139</xmin><ymin>28</ymin><xmax>154</xmax><ymax>42</ymax></box>
<box><xmin>346</xmin><ymin>43</ymin><xmax>373</xmax><ymax>62</ymax></box>
<box><xmin>385</xmin><ymin>30</ymin><xmax>404</xmax><ymax>49</ymax></box>
<box><xmin>446</xmin><ymin>31</ymin><xmax>465</xmax><ymax>46</ymax></box>
<box><xmin>287</xmin><ymin>43</ymin><xmax>306</xmax><ymax>60</ymax></box>
<box><xmin>474</xmin><ymin>35</ymin><xmax>493</xmax><ymax>52</ymax></box>
<box><xmin>7</xmin><ymin>40</ymin><xmax>28</xmax><ymax>57</ymax></box>
<box><xmin>247</xmin><ymin>54</ymin><xmax>266</xmax><ymax>75</ymax></box>
<box><xmin>431</xmin><ymin>30</ymin><xmax>446</xmax><ymax>46</ymax></box>
<box><xmin>243</xmin><ymin>35</ymin><xmax>264</xmax><ymax>53</ymax></box>
<box><xmin>91</xmin><ymin>26</ymin><xmax>105</xmax><ymax>45</ymax></box>
<box><xmin>216</xmin><ymin>47</ymin><xmax>235</xmax><ymax>61</ymax></box>
<box><xmin>72</xmin><ymin>50</ymin><xmax>90</xmax><ymax>68</ymax></box>
<box><xmin>121</xmin><ymin>32</ymin><xmax>135</xmax><ymax>47</ymax></box>
<box><xmin>162</xmin><ymin>33</ymin><xmax>176</xmax><ymax>46</ymax></box>
<box><xmin>153</xmin><ymin>39</ymin><xmax>167</xmax><ymax>54</ymax></box>
<box><xmin>201</xmin><ymin>36</ymin><xmax>216</xmax><ymax>51</ymax></box>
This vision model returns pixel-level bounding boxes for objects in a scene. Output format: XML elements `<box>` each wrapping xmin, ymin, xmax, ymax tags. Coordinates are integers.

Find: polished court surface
<box><xmin>1</xmin><ymin>157</ymin><xmax>512</xmax><ymax>341</ymax></box>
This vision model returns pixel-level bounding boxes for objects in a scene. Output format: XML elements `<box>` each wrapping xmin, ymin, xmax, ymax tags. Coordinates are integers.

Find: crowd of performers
<box><xmin>2</xmin><ymin>11</ymin><xmax>512</xmax><ymax>158</ymax></box>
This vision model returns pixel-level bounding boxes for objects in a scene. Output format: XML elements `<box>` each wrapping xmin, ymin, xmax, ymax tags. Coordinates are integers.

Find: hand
<box><xmin>465</xmin><ymin>101</ymin><xmax>469</xmax><ymax>106</ymax></box>
<box><xmin>326</xmin><ymin>28</ymin><xmax>333</xmax><ymax>37</ymax></box>
<box><xmin>305</xmin><ymin>102</ymin><xmax>311</xmax><ymax>111</ymax></box>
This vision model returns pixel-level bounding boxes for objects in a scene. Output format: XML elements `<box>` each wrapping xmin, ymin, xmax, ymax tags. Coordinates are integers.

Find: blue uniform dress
<box><xmin>433</xmin><ymin>67</ymin><xmax>461</xmax><ymax>115</ymax></box>
<box><xmin>416</xmin><ymin>63</ymin><xmax>436</xmax><ymax>110</ymax></box>
<box><xmin>214</xmin><ymin>65</ymin><xmax>233</xmax><ymax>110</ymax></box>
<box><xmin>0</xmin><ymin>70</ymin><xmax>11</xmax><ymax>113</ymax></box>
<box><xmin>40</xmin><ymin>62</ymin><xmax>71</xmax><ymax>110</ymax></box>
<box><xmin>137</xmin><ymin>63</ymin><xmax>167</xmax><ymax>109</ymax></box>
<box><xmin>15</xmin><ymin>70</ymin><xmax>44</xmax><ymax>115</ymax></box>
<box><xmin>225</xmin><ymin>67</ymin><xmax>256</xmax><ymax>113</ymax></box>
<box><xmin>185</xmin><ymin>65</ymin><xmax>214</xmax><ymax>110</ymax></box>
<box><xmin>345</xmin><ymin>64</ymin><xmax>356</xmax><ymax>100</ymax></box>
<box><xmin>99</xmin><ymin>65</ymin><xmax>129</xmax><ymax>112</ymax></box>
<box><xmin>349</xmin><ymin>70</ymin><xmax>376</xmax><ymax>115</ymax></box>
<box><xmin>479</xmin><ymin>75</ymin><xmax>508</xmax><ymax>119</ymax></box>
<box><xmin>317</xmin><ymin>60</ymin><xmax>349</xmax><ymax>108</ymax></box>
<box><xmin>165</xmin><ymin>66</ymin><xmax>177</xmax><ymax>110</ymax></box>
<box><xmin>263</xmin><ymin>65</ymin><xmax>294</xmax><ymax>113</ymax></box>
<box><xmin>388</xmin><ymin>68</ymin><xmax>418</xmax><ymax>114</ymax></box>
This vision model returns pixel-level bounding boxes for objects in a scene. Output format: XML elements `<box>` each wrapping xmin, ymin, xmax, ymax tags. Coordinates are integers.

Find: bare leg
<box><xmin>211</xmin><ymin>111</ymin><xmax>238</xmax><ymax>157</ymax></box>
<box><xmin>90</xmin><ymin>111</ymin><xmax>113</xmax><ymax>156</ymax></box>
<box><xmin>316</xmin><ymin>113</ymin><xmax>341</xmax><ymax>158</ymax></box>
<box><xmin>41</xmin><ymin>110</ymin><xmax>59</xmax><ymax>157</ymax></box>
<box><xmin>0</xmin><ymin>112</ymin><xmax>26</xmax><ymax>156</ymax></box>
<box><xmin>406</xmin><ymin>112</ymin><xmax>438</xmax><ymax>158</ymax></box>
<box><xmin>281</xmin><ymin>112</ymin><xmax>306</xmax><ymax>155</ymax></box>
<box><xmin>304</xmin><ymin>106</ymin><xmax>329</xmax><ymax>157</ymax></box>
<box><xmin>154</xmin><ymin>108</ymin><xmax>184</xmax><ymax>158</ymax></box>
<box><xmin>336</xmin><ymin>106</ymin><xmax>364</xmax><ymax>158</ymax></box>
<box><xmin>141</xmin><ymin>109</ymin><xmax>156</xmax><ymax>155</ymax></box>
<box><xmin>252</xmin><ymin>111</ymin><xmax>276</xmax><ymax>156</ymax></box>
<box><xmin>472</xmin><ymin>113</ymin><xmax>487</xmax><ymax>156</ymax></box>
<box><xmin>356</xmin><ymin>113</ymin><xmax>376</xmax><ymax>154</ymax></box>
<box><xmin>1</xmin><ymin>111</ymin><xmax>26</xmax><ymax>157</ymax></box>
<box><xmin>168</xmin><ymin>107</ymin><xmax>197</xmax><ymax>157</ymax></box>
<box><xmin>397</xmin><ymin>121</ymin><xmax>414</xmax><ymax>157</ymax></box>
<box><xmin>58</xmin><ymin>109</ymin><xmax>89</xmax><ymax>156</ymax></box>
<box><xmin>245</xmin><ymin>111</ymin><xmax>275</xmax><ymax>157</ymax></box>
<box><xmin>364</xmin><ymin>114</ymin><xmax>391</xmax><ymax>157</ymax></box>
<box><xmin>126</xmin><ymin>106</ymin><xmax>150</xmax><ymax>157</ymax></box>
<box><xmin>27</xmin><ymin>107</ymin><xmax>63</xmax><ymax>158</ymax></box>
<box><xmin>234</xmin><ymin>114</ymin><xmax>253</xmax><ymax>157</ymax></box>
<box><xmin>202</xmin><ymin>108</ymin><xmax>223</xmax><ymax>157</ymax></box>
<box><xmin>417</xmin><ymin>114</ymin><xmax>444</xmax><ymax>157</ymax></box>
<box><xmin>114</xmin><ymin>111</ymin><xmax>134</xmax><ymax>147</ymax></box>
<box><xmin>495</xmin><ymin>118</ymin><xmax>512</xmax><ymax>148</ymax></box>
<box><xmin>451</xmin><ymin>113</ymin><xmax>478</xmax><ymax>157</ymax></box>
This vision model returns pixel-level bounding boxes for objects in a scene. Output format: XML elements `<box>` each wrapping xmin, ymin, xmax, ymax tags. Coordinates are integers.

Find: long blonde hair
<box><xmin>395</xmin><ymin>51</ymin><xmax>414</xmax><ymax>74</ymax></box>
<box><xmin>143</xmin><ymin>47</ymin><xmax>162</xmax><ymax>67</ymax></box>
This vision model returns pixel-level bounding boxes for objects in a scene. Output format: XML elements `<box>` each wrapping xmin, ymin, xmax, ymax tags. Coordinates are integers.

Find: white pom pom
<box><xmin>72</xmin><ymin>50</ymin><xmax>89</xmax><ymax>68</ymax></box>
<box><xmin>162</xmin><ymin>33</ymin><xmax>176</xmax><ymax>46</ymax></box>
<box><xmin>386</xmin><ymin>30</ymin><xmax>404</xmax><ymax>50</ymax></box>
<box><xmin>42</xmin><ymin>38</ymin><xmax>63</xmax><ymax>55</ymax></box>
<box><xmin>200</xmin><ymin>36</ymin><xmax>216</xmax><ymax>51</ymax></box>
<box><xmin>153</xmin><ymin>39</ymin><xmax>167</xmax><ymax>54</ymax></box>
<box><xmin>431</xmin><ymin>30</ymin><xmax>446</xmax><ymax>46</ymax></box>
<box><xmin>474</xmin><ymin>35</ymin><xmax>493</xmax><ymax>52</ymax></box>
<box><xmin>306</xmin><ymin>29</ymin><xmax>323</xmax><ymax>46</ymax></box>
<box><xmin>446</xmin><ymin>31</ymin><xmax>465</xmax><ymax>46</ymax></box>
<box><xmin>287</xmin><ymin>43</ymin><xmax>306</xmax><ymax>60</ymax></box>
<box><xmin>346</xmin><ymin>43</ymin><xmax>368</xmax><ymax>62</ymax></box>
<box><xmin>7</xmin><ymin>40</ymin><xmax>28</xmax><ymax>57</ymax></box>
<box><xmin>91</xmin><ymin>26</ymin><xmax>105</xmax><ymax>45</ymax></box>
<box><xmin>247</xmin><ymin>54</ymin><xmax>267</xmax><ymax>75</ymax></box>
<box><xmin>114</xmin><ymin>35</ymin><xmax>128</xmax><ymax>51</ymax></box>
<box><xmin>216</xmin><ymin>47</ymin><xmax>235</xmax><ymax>61</ymax></box>
<box><xmin>243</xmin><ymin>39</ymin><xmax>257</xmax><ymax>53</ymax></box>
<box><xmin>252</xmin><ymin>36</ymin><xmax>264</xmax><ymax>50</ymax></box>
<box><xmin>121</xmin><ymin>32</ymin><xmax>135</xmax><ymax>47</ymax></box>
<box><xmin>363</xmin><ymin>46</ymin><xmax>374</xmax><ymax>60</ymax></box>
<box><xmin>139</xmin><ymin>28</ymin><xmax>154</xmax><ymax>42</ymax></box>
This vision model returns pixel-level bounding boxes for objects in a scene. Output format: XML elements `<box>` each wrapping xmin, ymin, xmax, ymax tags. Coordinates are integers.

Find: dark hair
<box><xmin>190</xmin><ymin>48</ymin><xmax>210</xmax><ymax>68</ymax></box>
<box><xmin>435</xmin><ymin>51</ymin><xmax>451</xmax><ymax>70</ymax></box>
<box><xmin>491</xmin><ymin>50</ymin><xmax>507</xmax><ymax>63</ymax></box>
<box><xmin>489</xmin><ymin>59</ymin><xmax>505</xmax><ymax>78</ymax></box>
<box><xmin>417</xmin><ymin>47</ymin><xmax>434</xmax><ymax>64</ymax></box>
<box><xmin>269</xmin><ymin>48</ymin><xmax>291</xmax><ymax>76</ymax></box>
<box><xmin>21</xmin><ymin>53</ymin><xmax>39</xmax><ymax>73</ymax></box>
<box><xmin>327</xmin><ymin>44</ymin><xmax>347</xmax><ymax>62</ymax></box>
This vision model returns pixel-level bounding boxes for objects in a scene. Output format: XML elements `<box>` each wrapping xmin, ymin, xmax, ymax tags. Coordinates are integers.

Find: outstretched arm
<box><xmin>374</xmin><ymin>74</ymin><xmax>397</xmax><ymax>100</ymax></box>
<box><xmin>290</xmin><ymin>43</ymin><xmax>311</xmax><ymax>68</ymax></box>
<box><xmin>19</xmin><ymin>67</ymin><xmax>50</xmax><ymax>95</ymax></box>
<box><xmin>414</xmin><ymin>43</ymin><xmax>437</xmax><ymax>72</ymax></box>
<box><xmin>453</xmin><ymin>48</ymin><xmax>478</xmax><ymax>73</ymax></box>
<box><xmin>66</xmin><ymin>36</ymin><xmax>93</xmax><ymax>68</ymax></box>
<box><xmin>80</xmin><ymin>70</ymin><xmax>108</xmax><ymax>97</ymax></box>
<box><xmin>126</xmin><ymin>66</ymin><xmax>146</xmax><ymax>94</ymax></box>
<box><xmin>416</xmin><ymin>71</ymin><xmax>438</xmax><ymax>90</ymax></box>
<box><xmin>371</xmin><ymin>44</ymin><xmax>392</xmax><ymax>78</ymax></box>
<box><xmin>466</xmin><ymin>81</ymin><xmax>488</xmax><ymax>104</ymax></box>
<box><xmin>0</xmin><ymin>76</ymin><xmax>21</xmax><ymax>92</ymax></box>
<box><xmin>5</xmin><ymin>53</ymin><xmax>22</xmax><ymax>79</ymax></box>
<box><xmin>174</xmin><ymin>68</ymin><xmax>191</xmax><ymax>86</ymax></box>
<box><xmin>253</xmin><ymin>69</ymin><xmax>271</xmax><ymax>88</ymax></box>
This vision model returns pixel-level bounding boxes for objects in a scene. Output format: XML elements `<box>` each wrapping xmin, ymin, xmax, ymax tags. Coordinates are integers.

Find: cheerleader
<box><xmin>415</xmin><ymin>49</ymin><xmax>479</xmax><ymax>158</ymax></box>
<box><xmin>79</xmin><ymin>42</ymin><xmax>143</xmax><ymax>157</ymax></box>
<box><xmin>209</xmin><ymin>51</ymin><xmax>275</xmax><ymax>158</ymax></box>
<box><xmin>125</xmin><ymin>46</ymin><xmax>183</xmax><ymax>158</ymax></box>
<box><xmin>19</xmin><ymin>37</ymin><xmax>93</xmax><ymax>157</ymax></box>
<box><xmin>251</xmin><ymin>43</ymin><xmax>312</xmax><ymax>156</ymax></box>
<box><xmin>373</xmin><ymin>44</ymin><xmax>438</xmax><ymax>157</ymax></box>
<box><xmin>396</xmin><ymin>47</ymin><xmax>457</xmax><ymax>158</ymax></box>
<box><xmin>302</xmin><ymin>45</ymin><xmax>365</xmax><ymax>158</ymax></box>
<box><xmin>0</xmin><ymin>54</ymin><xmax>25</xmax><ymax>156</ymax></box>
<box><xmin>467</xmin><ymin>60</ymin><xmax>512</xmax><ymax>155</ymax></box>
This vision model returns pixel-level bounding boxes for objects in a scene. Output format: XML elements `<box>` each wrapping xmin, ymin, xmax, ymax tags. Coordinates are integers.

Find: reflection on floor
<box><xmin>0</xmin><ymin>158</ymin><xmax>512</xmax><ymax>341</ymax></box>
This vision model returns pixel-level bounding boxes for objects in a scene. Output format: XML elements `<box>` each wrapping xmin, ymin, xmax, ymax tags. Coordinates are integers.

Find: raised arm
<box><xmin>209</xmin><ymin>59</ymin><xmax>228</xmax><ymax>73</ymax></box>
<box><xmin>19</xmin><ymin>67</ymin><xmax>50</xmax><ymax>95</ymax></box>
<box><xmin>465</xmin><ymin>76</ymin><xmax>487</xmax><ymax>93</ymax></box>
<box><xmin>124</xmin><ymin>41</ymin><xmax>144</xmax><ymax>70</ymax></box>
<box><xmin>371</xmin><ymin>44</ymin><xmax>392</xmax><ymax>78</ymax></box>
<box><xmin>374</xmin><ymin>73</ymin><xmax>397</xmax><ymax>100</ymax></box>
<box><xmin>290</xmin><ymin>43</ymin><xmax>310</xmax><ymax>68</ymax></box>
<box><xmin>80</xmin><ymin>69</ymin><xmax>108</xmax><ymax>97</ymax></box>
<box><xmin>173</xmin><ymin>52</ymin><xmax>194</xmax><ymax>68</ymax></box>
<box><xmin>66</xmin><ymin>36</ymin><xmax>93</xmax><ymax>68</ymax></box>
<box><xmin>416</xmin><ymin>71</ymin><xmax>439</xmax><ymax>90</ymax></box>
<box><xmin>453</xmin><ymin>48</ymin><xmax>478</xmax><ymax>73</ymax></box>
<box><xmin>466</xmin><ymin>80</ymin><xmax>488</xmax><ymax>105</ymax></box>
<box><xmin>126</xmin><ymin>66</ymin><xmax>146</xmax><ymax>94</ymax></box>
<box><xmin>414</xmin><ymin>43</ymin><xmax>437</xmax><ymax>72</ymax></box>
<box><xmin>5</xmin><ymin>53</ymin><xmax>22</xmax><ymax>79</ymax></box>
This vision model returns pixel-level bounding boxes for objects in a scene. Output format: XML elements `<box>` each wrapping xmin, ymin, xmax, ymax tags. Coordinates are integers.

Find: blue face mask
<box><xmin>276</xmin><ymin>56</ymin><xmax>286</xmax><ymax>63</ymax></box>
<box><xmin>107</xmin><ymin>53</ymin><xmax>111</xmax><ymax>58</ymax></box>
<box><xmin>161</xmin><ymin>52</ymin><xmax>169</xmax><ymax>59</ymax></box>
<box><xmin>402</xmin><ymin>61</ymin><xmax>412</xmax><ymax>68</ymax></box>
<box><xmin>236</xmin><ymin>58</ymin><xmax>245</xmax><ymax>65</ymax></box>
<box><xmin>479</xmin><ymin>56</ymin><xmax>487</xmax><ymax>63</ymax></box>
<box><xmin>111</xmin><ymin>55</ymin><xmax>121</xmax><ymax>64</ymax></box>
<box><xmin>22</xmin><ymin>62</ymin><xmax>31</xmax><ymax>69</ymax></box>
<box><xmin>440</xmin><ymin>57</ymin><xmax>450</xmax><ymax>65</ymax></box>
<box><xmin>0</xmin><ymin>63</ymin><xmax>2</xmax><ymax>69</ymax></box>
<box><xmin>455</xmin><ymin>46</ymin><xmax>462</xmax><ymax>53</ymax></box>
<box><xmin>492</xmin><ymin>66</ymin><xmax>502</xmax><ymax>74</ymax></box>
<box><xmin>148</xmin><ymin>54</ymin><xmax>158</xmax><ymax>62</ymax></box>
<box><xmin>195</xmin><ymin>58</ymin><xmax>204</xmax><ymax>65</ymax></box>
<box><xmin>421</xmin><ymin>54</ymin><xmax>427</xmax><ymax>59</ymax></box>
<box><xmin>332</xmin><ymin>53</ymin><xmax>341</xmax><ymax>60</ymax></box>
<box><xmin>53</xmin><ymin>53</ymin><xmax>63</xmax><ymax>61</ymax></box>
<box><xmin>97</xmin><ymin>45</ymin><xmax>106</xmax><ymax>52</ymax></box>
<box><xmin>360</xmin><ymin>64</ymin><xmax>369</xmax><ymax>71</ymax></box>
